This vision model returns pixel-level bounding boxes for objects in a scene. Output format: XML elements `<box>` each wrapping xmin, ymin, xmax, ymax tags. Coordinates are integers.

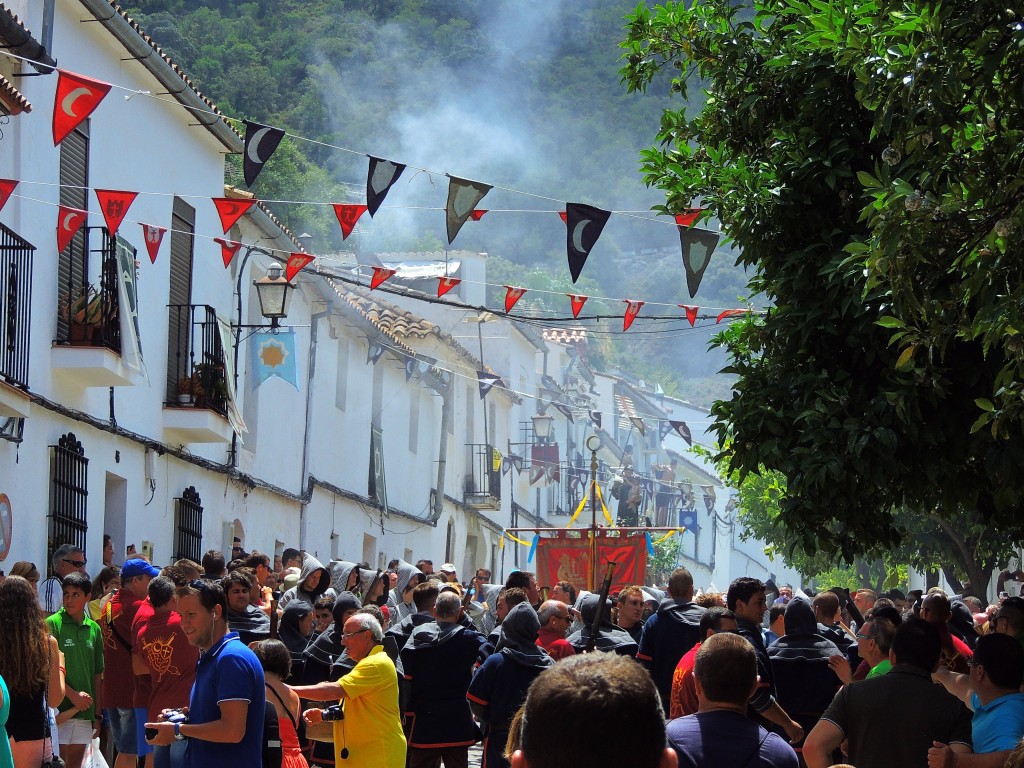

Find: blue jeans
<box><xmin>153</xmin><ymin>740</ymin><xmax>186</xmax><ymax>768</ymax></box>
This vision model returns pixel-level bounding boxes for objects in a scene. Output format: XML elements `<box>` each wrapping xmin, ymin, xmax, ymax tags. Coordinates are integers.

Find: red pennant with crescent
<box><xmin>212</xmin><ymin>198</ymin><xmax>255</xmax><ymax>233</ymax></box>
<box><xmin>140</xmin><ymin>224</ymin><xmax>166</xmax><ymax>264</ymax></box>
<box><xmin>437</xmin><ymin>277</ymin><xmax>461</xmax><ymax>297</ymax></box>
<box><xmin>674</xmin><ymin>208</ymin><xmax>705</xmax><ymax>227</ymax></box>
<box><xmin>285</xmin><ymin>252</ymin><xmax>315</xmax><ymax>281</ymax></box>
<box><xmin>505</xmin><ymin>286</ymin><xmax>527</xmax><ymax>313</ymax></box>
<box><xmin>56</xmin><ymin>206</ymin><xmax>87</xmax><ymax>253</ymax></box>
<box><xmin>568</xmin><ymin>294</ymin><xmax>588</xmax><ymax>318</ymax></box>
<box><xmin>95</xmin><ymin>190</ymin><xmax>138</xmax><ymax>237</ymax></box>
<box><xmin>679</xmin><ymin>304</ymin><xmax>699</xmax><ymax>326</ymax></box>
<box><xmin>370</xmin><ymin>267</ymin><xmax>396</xmax><ymax>290</ymax></box>
<box><xmin>558</xmin><ymin>211</ymin><xmax>567</xmax><ymax>223</ymax></box>
<box><xmin>332</xmin><ymin>203</ymin><xmax>368</xmax><ymax>240</ymax></box>
<box><xmin>716</xmin><ymin>308</ymin><xmax>748</xmax><ymax>324</ymax></box>
<box><xmin>214</xmin><ymin>238</ymin><xmax>242</xmax><ymax>268</ymax></box>
<box><xmin>470</xmin><ymin>210</ymin><xmax>488</xmax><ymax>221</ymax></box>
<box><xmin>623</xmin><ymin>300</ymin><xmax>645</xmax><ymax>331</ymax></box>
<box><xmin>0</xmin><ymin>179</ymin><xmax>18</xmax><ymax>213</ymax></box>
<box><xmin>53</xmin><ymin>70</ymin><xmax>112</xmax><ymax>146</ymax></box>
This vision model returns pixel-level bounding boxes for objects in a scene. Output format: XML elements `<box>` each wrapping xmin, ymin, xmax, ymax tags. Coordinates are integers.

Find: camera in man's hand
<box><xmin>321</xmin><ymin>704</ymin><xmax>344</xmax><ymax>722</ymax></box>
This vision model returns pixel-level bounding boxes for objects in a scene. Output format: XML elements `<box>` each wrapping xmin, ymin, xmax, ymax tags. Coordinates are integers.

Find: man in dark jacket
<box><xmin>401</xmin><ymin>591</ymin><xmax>486</xmax><ymax>768</ymax></box>
<box><xmin>636</xmin><ymin>567</ymin><xmax>705</xmax><ymax>711</ymax></box>
<box><xmin>565</xmin><ymin>593</ymin><xmax>639</xmax><ymax>657</ymax></box>
<box><xmin>385</xmin><ymin>581</ymin><xmax>440</xmax><ymax>651</ymax></box>
<box><xmin>468</xmin><ymin>603</ymin><xmax>553</xmax><ymax>768</ymax></box>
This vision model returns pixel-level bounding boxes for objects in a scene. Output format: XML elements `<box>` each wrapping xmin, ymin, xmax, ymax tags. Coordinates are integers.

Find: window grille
<box><xmin>174</xmin><ymin>486</ymin><xmax>203</xmax><ymax>563</ymax></box>
<box><xmin>48</xmin><ymin>432</ymin><xmax>88</xmax><ymax>574</ymax></box>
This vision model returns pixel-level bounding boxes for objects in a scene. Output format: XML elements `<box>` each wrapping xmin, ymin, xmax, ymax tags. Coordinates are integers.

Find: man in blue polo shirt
<box><xmin>144</xmin><ymin>579</ymin><xmax>264</xmax><ymax>768</ymax></box>
<box><xmin>929</xmin><ymin>631</ymin><xmax>1024</xmax><ymax>767</ymax></box>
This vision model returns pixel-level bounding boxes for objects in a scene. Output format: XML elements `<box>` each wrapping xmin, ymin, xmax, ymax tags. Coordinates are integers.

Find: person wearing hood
<box><xmin>636</xmin><ymin>567</ymin><xmax>705</xmax><ymax>711</ymax></box>
<box><xmin>386</xmin><ymin>560</ymin><xmax>424</xmax><ymax>626</ymax></box>
<box><xmin>357</xmin><ymin>568</ymin><xmax>389</xmax><ymax>608</ymax></box>
<box><xmin>565</xmin><ymin>593</ymin><xmax>639</xmax><ymax>657</ymax></box>
<box><xmin>224</xmin><ymin>569</ymin><xmax>271</xmax><ymax>647</ymax></box>
<box><xmin>465</xmin><ymin>583</ymin><xmax>503</xmax><ymax>636</ymax></box>
<box><xmin>468</xmin><ymin>602</ymin><xmax>553</xmax><ymax>768</ymax></box>
<box><xmin>483</xmin><ymin>588</ymin><xmax>530</xmax><ymax>659</ymax></box>
<box><xmin>767</xmin><ymin>597</ymin><xmax>842</xmax><ymax>743</ymax></box>
<box><xmin>279</xmin><ymin>554</ymin><xmax>333</xmax><ymax>612</ymax></box>
<box><xmin>400</xmin><ymin>591</ymin><xmax>485</xmax><ymax>767</ymax></box>
<box><xmin>278</xmin><ymin>600</ymin><xmax>314</xmax><ymax>682</ymax></box>
<box><xmin>328</xmin><ymin>561</ymin><xmax>361</xmax><ymax>600</ymax></box>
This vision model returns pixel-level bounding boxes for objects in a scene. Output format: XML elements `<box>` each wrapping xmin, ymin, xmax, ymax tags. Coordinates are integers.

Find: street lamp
<box><xmin>532</xmin><ymin>412</ymin><xmax>554</xmax><ymax>442</ymax></box>
<box><xmin>253</xmin><ymin>262</ymin><xmax>293</xmax><ymax>328</ymax></box>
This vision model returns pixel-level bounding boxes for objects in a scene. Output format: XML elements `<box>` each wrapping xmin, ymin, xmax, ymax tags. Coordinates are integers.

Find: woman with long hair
<box><xmin>0</xmin><ymin>576</ymin><xmax>65</xmax><ymax>768</ymax></box>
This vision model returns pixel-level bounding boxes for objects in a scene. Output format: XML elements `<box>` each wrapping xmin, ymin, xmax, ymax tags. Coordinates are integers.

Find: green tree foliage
<box><xmin>620</xmin><ymin>0</ymin><xmax>1024</xmax><ymax>566</ymax></box>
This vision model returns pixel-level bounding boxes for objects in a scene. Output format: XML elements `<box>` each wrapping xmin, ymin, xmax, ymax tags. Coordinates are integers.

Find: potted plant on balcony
<box><xmin>176</xmin><ymin>373</ymin><xmax>203</xmax><ymax>405</ymax></box>
<box><xmin>192</xmin><ymin>362</ymin><xmax>228</xmax><ymax>408</ymax></box>
<box><xmin>59</xmin><ymin>285</ymin><xmax>101</xmax><ymax>344</ymax></box>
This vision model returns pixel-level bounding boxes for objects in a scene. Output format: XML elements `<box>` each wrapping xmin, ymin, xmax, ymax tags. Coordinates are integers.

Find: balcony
<box><xmin>464</xmin><ymin>443</ymin><xmax>501</xmax><ymax>510</ymax></box>
<box><xmin>162</xmin><ymin>304</ymin><xmax>232</xmax><ymax>444</ymax></box>
<box><xmin>51</xmin><ymin>227</ymin><xmax>138</xmax><ymax>387</ymax></box>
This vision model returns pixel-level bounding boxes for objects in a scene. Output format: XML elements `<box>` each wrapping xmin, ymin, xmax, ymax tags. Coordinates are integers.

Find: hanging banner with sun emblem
<box><xmin>250</xmin><ymin>330</ymin><xmax>298</xmax><ymax>390</ymax></box>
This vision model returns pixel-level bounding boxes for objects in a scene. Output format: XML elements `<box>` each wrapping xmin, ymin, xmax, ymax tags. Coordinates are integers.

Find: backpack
<box><xmin>262</xmin><ymin>700</ymin><xmax>282</xmax><ymax>768</ymax></box>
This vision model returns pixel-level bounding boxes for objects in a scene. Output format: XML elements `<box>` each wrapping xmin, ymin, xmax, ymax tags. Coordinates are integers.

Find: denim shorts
<box><xmin>106</xmin><ymin>707</ymin><xmax>139</xmax><ymax>754</ymax></box>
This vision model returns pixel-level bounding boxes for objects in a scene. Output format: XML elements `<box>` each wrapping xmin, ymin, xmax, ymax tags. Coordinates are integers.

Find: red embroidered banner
<box><xmin>140</xmin><ymin>224</ymin><xmax>166</xmax><ymax>263</ymax></box>
<box><xmin>285</xmin><ymin>252</ymin><xmax>314</xmax><ymax>281</ymax></box>
<box><xmin>95</xmin><ymin>190</ymin><xmax>138</xmax><ymax>236</ymax></box>
<box><xmin>332</xmin><ymin>203</ymin><xmax>368</xmax><ymax>240</ymax></box>
<box><xmin>536</xmin><ymin>532</ymin><xmax>647</xmax><ymax>594</ymax></box>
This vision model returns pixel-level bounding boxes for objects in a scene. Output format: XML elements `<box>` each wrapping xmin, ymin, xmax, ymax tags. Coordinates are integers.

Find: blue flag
<box><xmin>251</xmin><ymin>331</ymin><xmax>298</xmax><ymax>390</ymax></box>
<box><xmin>528</xmin><ymin>534</ymin><xmax>539</xmax><ymax>564</ymax></box>
<box><xmin>645</xmin><ymin>531</ymin><xmax>656</xmax><ymax>556</ymax></box>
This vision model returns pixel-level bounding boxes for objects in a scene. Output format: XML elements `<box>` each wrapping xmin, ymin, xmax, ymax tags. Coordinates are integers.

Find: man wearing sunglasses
<box><xmin>40</xmin><ymin>543</ymin><xmax>88</xmax><ymax>615</ymax></box>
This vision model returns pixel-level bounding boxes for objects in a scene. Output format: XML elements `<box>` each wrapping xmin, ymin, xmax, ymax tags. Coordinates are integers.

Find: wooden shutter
<box><xmin>165</xmin><ymin>197</ymin><xmax>195</xmax><ymax>400</ymax></box>
<box><xmin>57</xmin><ymin>121</ymin><xmax>89</xmax><ymax>339</ymax></box>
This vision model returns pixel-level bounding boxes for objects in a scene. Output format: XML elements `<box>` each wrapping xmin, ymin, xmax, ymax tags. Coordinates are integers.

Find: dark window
<box><xmin>56</xmin><ymin>121</ymin><xmax>88</xmax><ymax>342</ymax></box>
<box><xmin>0</xmin><ymin>221</ymin><xmax>34</xmax><ymax>388</ymax></box>
<box><xmin>48</xmin><ymin>432</ymin><xmax>88</xmax><ymax>575</ymax></box>
<box><xmin>166</xmin><ymin>198</ymin><xmax>195</xmax><ymax>400</ymax></box>
<box><xmin>174</xmin><ymin>486</ymin><xmax>203</xmax><ymax>563</ymax></box>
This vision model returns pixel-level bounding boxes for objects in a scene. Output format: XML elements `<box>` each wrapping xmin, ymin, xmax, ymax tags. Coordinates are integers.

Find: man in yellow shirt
<box><xmin>295</xmin><ymin>613</ymin><xmax>406</xmax><ymax>768</ymax></box>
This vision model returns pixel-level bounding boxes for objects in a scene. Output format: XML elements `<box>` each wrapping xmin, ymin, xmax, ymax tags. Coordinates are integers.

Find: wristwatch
<box><xmin>173</xmin><ymin>722</ymin><xmax>186</xmax><ymax>741</ymax></box>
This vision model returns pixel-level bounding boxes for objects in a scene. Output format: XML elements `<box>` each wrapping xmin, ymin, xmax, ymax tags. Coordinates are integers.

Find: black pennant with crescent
<box><xmin>679</xmin><ymin>225</ymin><xmax>721</xmax><ymax>298</ymax></box>
<box><xmin>366</xmin><ymin>157</ymin><xmax>406</xmax><ymax>217</ymax></box>
<box><xmin>243</xmin><ymin>121</ymin><xmax>286</xmax><ymax>187</ymax></box>
<box><xmin>446</xmin><ymin>176</ymin><xmax>492</xmax><ymax>244</ymax></box>
<box><xmin>670</xmin><ymin>420</ymin><xmax>693</xmax><ymax>445</ymax></box>
<box><xmin>565</xmin><ymin>202</ymin><xmax>611</xmax><ymax>283</ymax></box>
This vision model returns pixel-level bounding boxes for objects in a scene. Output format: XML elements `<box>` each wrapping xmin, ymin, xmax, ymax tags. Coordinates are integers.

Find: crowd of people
<box><xmin>2</xmin><ymin>540</ymin><xmax>1023</xmax><ymax>768</ymax></box>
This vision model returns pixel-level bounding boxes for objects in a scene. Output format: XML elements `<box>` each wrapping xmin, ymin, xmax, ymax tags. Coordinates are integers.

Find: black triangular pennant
<box><xmin>478</xmin><ymin>370</ymin><xmax>501</xmax><ymax>398</ymax></box>
<box><xmin>446</xmin><ymin>175</ymin><xmax>492</xmax><ymax>244</ymax></box>
<box><xmin>679</xmin><ymin>225</ymin><xmax>721</xmax><ymax>298</ymax></box>
<box><xmin>589</xmin><ymin>409</ymin><xmax>602</xmax><ymax>428</ymax></box>
<box><xmin>659</xmin><ymin>420</ymin><xmax>672</xmax><ymax>441</ymax></box>
<box><xmin>405</xmin><ymin>356</ymin><xmax>417</xmax><ymax>381</ymax></box>
<box><xmin>367</xmin><ymin>341</ymin><xmax>385</xmax><ymax>365</ymax></box>
<box><xmin>243</xmin><ymin>121</ymin><xmax>286</xmax><ymax>187</ymax></box>
<box><xmin>366</xmin><ymin>156</ymin><xmax>406</xmax><ymax>217</ymax></box>
<box><xmin>553</xmin><ymin>402</ymin><xmax>574</xmax><ymax>423</ymax></box>
<box><xmin>565</xmin><ymin>202</ymin><xmax>611</xmax><ymax>283</ymax></box>
<box><xmin>670</xmin><ymin>420</ymin><xmax>692</xmax><ymax>445</ymax></box>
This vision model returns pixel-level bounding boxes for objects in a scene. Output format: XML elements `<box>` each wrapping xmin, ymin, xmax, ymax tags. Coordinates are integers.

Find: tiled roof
<box><xmin>542</xmin><ymin>327</ymin><xmax>587</xmax><ymax>344</ymax></box>
<box><xmin>0</xmin><ymin>73</ymin><xmax>30</xmax><ymax>114</ymax></box>
<box><xmin>80</xmin><ymin>1</ymin><xmax>242</xmax><ymax>149</ymax></box>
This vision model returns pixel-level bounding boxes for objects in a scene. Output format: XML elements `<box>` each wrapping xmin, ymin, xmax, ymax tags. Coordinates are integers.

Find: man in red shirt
<box><xmin>536</xmin><ymin>600</ymin><xmax>575</xmax><ymax>660</ymax></box>
<box><xmin>921</xmin><ymin>591</ymin><xmax>973</xmax><ymax>673</ymax></box>
<box><xmin>134</xmin><ymin>575</ymin><xmax>198</xmax><ymax>768</ymax></box>
<box><xmin>102</xmin><ymin>558</ymin><xmax>158</xmax><ymax>768</ymax></box>
<box><xmin>669</xmin><ymin>607</ymin><xmax>738</xmax><ymax>719</ymax></box>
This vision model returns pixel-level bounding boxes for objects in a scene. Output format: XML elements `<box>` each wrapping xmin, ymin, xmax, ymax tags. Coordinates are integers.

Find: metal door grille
<box><xmin>0</xmin><ymin>221</ymin><xmax>34</xmax><ymax>388</ymax></box>
<box><xmin>174</xmin><ymin>486</ymin><xmax>203</xmax><ymax>563</ymax></box>
<box><xmin>48</xmin><ymin>432</ymin><xmax>88</xmax><ymax>574</ymax></box>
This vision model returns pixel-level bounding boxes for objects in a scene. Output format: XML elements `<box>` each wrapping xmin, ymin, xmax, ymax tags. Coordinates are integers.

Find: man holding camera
<box><xmin>144</xmin><ymin>579</ymin><xmax>265</xmax><ymax>768</ymax></box>
<box><xmin>295</xmin><ymin>613</ymin><xmax>406</xmax><ymax>768</ymax></box>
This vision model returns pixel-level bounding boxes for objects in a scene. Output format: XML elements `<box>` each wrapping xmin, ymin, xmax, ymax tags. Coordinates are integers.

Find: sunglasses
<box><xmin>341</xmin><ymin>628</ymin><xmax>370</xmax><ymax>639</ymax></box>
<box><xmin>62</xmin><ymin>559</ymin><xmax>87</xmax><ymax>568</ymax></box>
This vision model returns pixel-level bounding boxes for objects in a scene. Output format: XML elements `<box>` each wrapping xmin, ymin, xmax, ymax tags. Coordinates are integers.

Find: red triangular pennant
<box><xmin>56</xmin><ymin>206</ymin><xmax>87</xmax><ymax>253</ymax></box>
<box><xmin>558</xmin><ymin>211</ymin><xmax>567</xmax><ymax>223</ymax></box>
<box><xmin>679</xmin><ymin>304</ymin><xmax>699</xmax><ymax>326</ymax></box>
<box><xmin>470</xmin><ymin>209</ymin><xmax>488</xmax><ymax>221</ymax></box>
<box><xmin>504</xmin><ymin>286</ymin><xmax>527</xmax><ymax>313</ymax></box>
<box><xmin>623</xmin><ymin>300</ymin><xmax>645</xmax><ymax>331</ymax></box>
<box><xmin>94</xmin><ymin>189</ymin><xmax>138</xmax><ymax>237</ymax></box>
<box><xmin>0</xmin><ymin>179</ymin><xmax>18</xmax><ymax>213</ymax></box>
<box><xmin>674</xmin><ymin>208</ymin><xmax>705</xmax><ymax>227</ymax></box>
<box><xmin>437</xmin><ymin>277</ymin><xmax>461</xmax><ymax>297</ymax></box>
<box><xmin>285</xmin><ymin>252</ymin><xmax>315</xmax><ymax>281</ymax></box>
<box><xmin>53</xmin><ymin>70</ymin><xmax>112</xmax><ymax>146</ymax></box>
<box><xmin>214</xmin><ymin>237</ymin><xmax>242</xmax><ymax>268</ymax></box>
<box><xmin>140</xmin><ymin>223</ymin><xmax>166</xmax><ymax>264</ymax></box>
<box><xmin>212</xmin><ymin>198</ymin><xmax>256</xmax><ymax>233</ymax></box>
<box><xmin>332</xmin><ymin>203</ymin><xmax>368</xmax><ymax>240</ymax></box>
<box><xmin>370</xmin><ymin>267</ymin><xmax>396</xmax><ymax>290</ymax></box>
<box><xmin>567</xmin><ymin>294</ymin><xmax>588</xmax><ymax>318</ymax></box>
<box><xmin>716</xmin><ymin>308</ymin><xmax>748</xmax><ymax>324</ymax></box>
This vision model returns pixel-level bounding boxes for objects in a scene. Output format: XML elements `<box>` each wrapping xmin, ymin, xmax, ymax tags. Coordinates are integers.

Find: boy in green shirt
<box><xmin>46</xmin><ymin>571</ymin><xmax>104</xmax><ymax>768</ymax></box>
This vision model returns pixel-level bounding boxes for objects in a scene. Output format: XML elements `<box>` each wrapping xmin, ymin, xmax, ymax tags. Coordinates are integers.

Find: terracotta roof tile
<box><xmin>0</xmin><ymin>73</ymin><xmax>30</xmax><ymax>114</ymax></box>
<box><xmin>542</xmin><ymin>327</ymin><xmax>588</xmax><ymax>344</ymax></box>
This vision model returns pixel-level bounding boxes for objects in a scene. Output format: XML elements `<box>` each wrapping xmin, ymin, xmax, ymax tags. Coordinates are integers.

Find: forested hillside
<box><xmin>125</xmin><ymin>0</ymin><xmax>749</xmax><ymax>404</ymax></box>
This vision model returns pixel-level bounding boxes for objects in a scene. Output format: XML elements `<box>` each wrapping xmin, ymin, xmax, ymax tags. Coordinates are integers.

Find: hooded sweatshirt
<box><xmin>565</xmin><ymin>593</ymin><xmax>639</xmax><ymax>657</ymax></box>
<box><xmin>386</xmin><ymin>560</ymin><xmax>423</xmax><ymax>625</ymax></box>
<box><xmin>636</xmin><ymin>595</ymin><xmax>705</xmax><ymax>707</ymax></box>
<box><xmin>278</xmin><ymin>599</ymin><xmax>313</xmax><ymax>680</ymax></box>
<box><xmin>279</xmin><ymin>554</ymin><xmax>332</xmax><ymax>611</ymax></box>
<box><xmin>298</xmin><ymin>591</ymin><xmax>361</xmax><ymax>685</ymax></box>
<box><xmin>768</xmin><ymin>597</ymin><xmax>843</xmax><ymax>737</ymax></box>
<box><xmin>328</xmin><ymin>560</ymin><xmax>360</xmax><ymax>599</ymax></box>
<box><xmin>468</xmin><ymin>603</ymin><xmax>553</xmax><ymax>768</ymax></box>
<box><xmin>466</xmin><ymin>583</ymin><xmax>503</xmax><ymax>636</ymax></box>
